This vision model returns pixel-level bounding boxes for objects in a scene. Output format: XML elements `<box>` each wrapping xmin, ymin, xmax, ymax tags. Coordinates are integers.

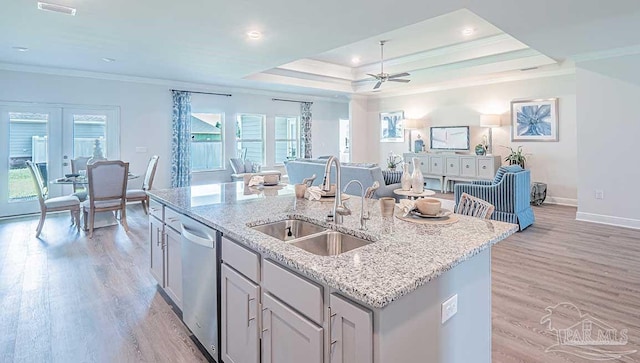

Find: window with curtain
<box><xmin>274</xmin><ymin>116</ymin><xmax>299</xmax><ymax>164</ymax></box>
<box><xmin>191</xmin><ymin>113</ymin><xmax>224</xmax><ymax>171</ymax></box>
<box><xmin>236</xmin><ymin>114</ymin><xmax>265</xmax><ymax>165</ymax></box>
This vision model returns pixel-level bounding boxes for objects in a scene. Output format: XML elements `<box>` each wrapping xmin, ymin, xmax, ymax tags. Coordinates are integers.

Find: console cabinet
<box><xmin>404</xmin><ymin>153</ymin><xmax>501</xmax><ymax>192</ymax></box>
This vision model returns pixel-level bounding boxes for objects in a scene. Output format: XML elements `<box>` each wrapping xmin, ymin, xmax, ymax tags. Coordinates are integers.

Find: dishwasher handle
<box><xmin>181</xmin><ymin>224</ymin><xmax>215</xmax><ymax>249</ymax></box>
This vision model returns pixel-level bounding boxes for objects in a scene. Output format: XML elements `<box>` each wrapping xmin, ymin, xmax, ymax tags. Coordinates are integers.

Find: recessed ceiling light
<box><xmin>12</xmin><ymin>46</ymin><xmax>29</xmax><ymax>52</ymax></box>
<box><xmin>102</xmin><ymin>57</ymin><xmax>116</xmax><ymax>63</ymax></box>
<box><xmin>351</xmin><ymin>56</ymin><xmax>361</xmax><ymax>64</ymax></box>
<box><xmin>247</xmin><ymin>31</ymin><xmax>262</xmax><ymax>40</ymax></box>
<box><xmin>462</xmin><ymin>27</ymin><xmax>475</xmax><ymax>36</ymax></box>
<box><xmin>37</xmin><ymin>2</ymin><xmax>77</xmax><ymax>16</ymax></box>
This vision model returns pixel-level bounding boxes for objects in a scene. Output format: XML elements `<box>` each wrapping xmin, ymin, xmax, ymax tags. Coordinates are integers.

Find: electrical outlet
<box><xmin>595</xmin><ymin>190</ymin><xmax>604</xmax><ymax>200</ymax></box>
<box><xmin>135</xmin><ymin>147</ymin><xmax>148</xmax><ymax>153</ymax></box>
<box><xmin>441</xmin><ymin>294</ymin><xmax>458</xmax><ymax>324</ymax></box>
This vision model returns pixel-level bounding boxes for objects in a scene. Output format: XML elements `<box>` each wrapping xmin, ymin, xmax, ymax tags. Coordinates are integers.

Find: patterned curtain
<box><xmin>171</xmin><ymin>90</ymin><xmax>192</xmax><ymax>188</ymax></box>
<box><xmin>300</xmin><ymin>102</ymin><xmax>312</xmax><ymax>158</ymax></box>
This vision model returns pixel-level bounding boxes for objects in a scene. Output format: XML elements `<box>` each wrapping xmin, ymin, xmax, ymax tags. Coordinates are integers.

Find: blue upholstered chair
<box><xmin>454</xmin><ymin>165</ymin><xmax>535</xmax><ymax>230</ymax></box>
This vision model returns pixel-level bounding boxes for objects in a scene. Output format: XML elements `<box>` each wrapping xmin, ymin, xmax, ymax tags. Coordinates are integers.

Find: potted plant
<box><xmin>503</xmin><ymin>146</ymin><xmax>527</xmax><ymax>168</ymax></box>
<box><xmin>386</xmin><ymin>152</ymin><xmax>402</xmax><ymax>171</ymax></box>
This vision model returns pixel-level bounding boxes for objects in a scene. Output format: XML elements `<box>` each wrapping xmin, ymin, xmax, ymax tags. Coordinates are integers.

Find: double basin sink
<box><xmin>251</xmin><ymin>219</ymin><xmax>372</xmax><ymax>256</ymax></box>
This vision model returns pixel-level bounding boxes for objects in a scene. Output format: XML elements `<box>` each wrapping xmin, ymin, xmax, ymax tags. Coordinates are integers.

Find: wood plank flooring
<box><xmin>1</xmin><ymin>200</ymin><xmax>640</xmax><ymax>362</ymax></box>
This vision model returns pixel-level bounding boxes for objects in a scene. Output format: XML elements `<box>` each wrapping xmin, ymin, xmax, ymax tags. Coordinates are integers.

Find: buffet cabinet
<box><xmin>404</xmin><ymin>153</ymin><xmax>501</xmax><ymax>192</ymax></box>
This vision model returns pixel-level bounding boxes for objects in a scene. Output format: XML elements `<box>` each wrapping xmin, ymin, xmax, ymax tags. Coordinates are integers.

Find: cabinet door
<box><xmin>429</xmin><ymin>156</ymin><xmax>443</xmax><ymax>175</ymax></box>
<box><xmin>149</xmin><ymin>216</ymin><xmax>164</xmax><ymax>286</ymax></box>
<box><xmin>477</xmin><ymin>158</ymin><xmax>495</xmax><ymax>179</ymax></box>
<box><xmin>222</xmin><ymin>264</ymin><xmax>259</xmax><ymax>363</ymax></box>
<box><xmin>262</xmin><ymin>293</ymin><xmax>323</xmax><ymax>363</ymax></box>
<box><xmin>164</xmin><ymin>226</ymin><xmax>183</xmax><ymax>309</ymax></box>
<box><xmin>329</xmin><ymin>294</ymin><xmax>373</xmax><ymax>363</ymax></box>
<box><xmin>445</xmin><ymin>156</ymin><xmax>460</xmax><ymax>176</ymax></box>
<box><xmin>460</xmin><ymin>157</ymin><xmax>477</xmax><ymax>177</ymax></box>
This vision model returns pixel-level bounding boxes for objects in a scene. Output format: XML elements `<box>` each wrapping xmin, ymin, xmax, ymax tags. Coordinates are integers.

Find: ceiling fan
<box><xmin>367</xmin><ymin>40</ymin><xmax>411</xmax><ymax>90</ymax></box>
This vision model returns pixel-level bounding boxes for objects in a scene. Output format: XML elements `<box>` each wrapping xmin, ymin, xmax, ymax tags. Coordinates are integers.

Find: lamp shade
<box><xmin>480</xmin><ymin>114</ymin><xmax>501</xmax><ymax>127</ymax></box>
<box><xmin>403</xmin><ymin>118</ymin><xmax>426</xmax><ymax>130</ymax></box>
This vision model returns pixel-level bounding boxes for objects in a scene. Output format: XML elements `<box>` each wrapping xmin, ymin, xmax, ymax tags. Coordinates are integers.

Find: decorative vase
<box><xmin>475</xmin><ymin>144</ymin><xmax>486</xmax><ymax>156</ymax></box>
<box><xmin>411</xmin><ymin>157</ymin><xmax>424</xmax><ymax>193</ymax></box>
<box><xmin>401</xmin><ymin>163</ymin><xmax>412</xmax><ymax>191</ymax></box>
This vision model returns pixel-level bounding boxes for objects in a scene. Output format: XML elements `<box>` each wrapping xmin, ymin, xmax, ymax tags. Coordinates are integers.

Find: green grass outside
<box><xmin>9</xmin><ymin>168</ymin><xmax>37</xmax><ymax>200</ymax></box>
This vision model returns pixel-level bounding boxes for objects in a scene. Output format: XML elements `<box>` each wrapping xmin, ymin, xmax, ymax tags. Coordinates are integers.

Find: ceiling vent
<box><xmin>37</xmin><ymin>2</ymin><xmax>77</xmax><ymax>16</ymax></box>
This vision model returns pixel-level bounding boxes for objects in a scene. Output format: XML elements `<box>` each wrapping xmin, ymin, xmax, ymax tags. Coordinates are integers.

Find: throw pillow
<box><xmin>244</xmin><ymin>160</ymin><xmax>254</xmax><ymax>174</ymax></box>
<box><xmin>229</xmin><ymin>158</ymin><xmax>245</xmax><ymax>174</ymax></box>
<box><xmin>251</xmin><ymin>162</ymin><xmax>262</xmax><ymax>173</ymax></box>
<box><xmin>382</xmin><ymin>170</ymin><xmax>403</xmax><ymax>185</ymax></box>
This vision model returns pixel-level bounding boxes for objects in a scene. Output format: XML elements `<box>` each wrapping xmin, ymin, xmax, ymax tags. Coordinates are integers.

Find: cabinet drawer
<box><xmin>477</xmin><ymin>158</ymin><xmax>495</xmax><ymax>179</ymax></box>
<box><xmin>262</xmin><ymin>260</ymin><xmax>323</xmax><ymax>325</ymax></box>
<box><xmin>149</xmin><ymin>199</ymin><xmax>163</xmax><ymax>220</ymax></box>
<box><xmin>164</xmin><ymin>207</ymin><xmax>182</xmax><ymax>233</ymax></box>
<box><xmin>460</xmin><ymin>157</ymin><xmax>477</xmax><ymax>177</ymax></box>
<box><xmin>429</xmin><ymin>156</ymin><xmax>443</xmax><ymax>174</ymax></box>
<box><xmin>445</xmin><ymin>157</ymin><xmax>460</xmax><ymax>176</ymax></box>
<box><xmin>222</xmin><ymin>237</ymin><xmax>260</xmax><ymax>282</ymax></box>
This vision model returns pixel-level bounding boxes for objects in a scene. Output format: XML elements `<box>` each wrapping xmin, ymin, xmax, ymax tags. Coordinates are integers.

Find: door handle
<box><xmin>247</xmin><ymin>297</ymin><xmax>256</xmax><ymax>327</ymax></box>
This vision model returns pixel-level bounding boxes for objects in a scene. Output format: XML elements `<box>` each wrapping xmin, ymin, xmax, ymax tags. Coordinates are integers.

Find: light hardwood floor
<box><xmin>1</xmin><ymin>201</ymin><xmax>639</xmax><ymax>362</ymax></box>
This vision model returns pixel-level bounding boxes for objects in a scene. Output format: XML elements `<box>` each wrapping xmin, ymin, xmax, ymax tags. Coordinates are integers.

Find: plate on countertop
<box><xmin>409</xmin><ymin>208</ymin><xmax>452</xmax><ymax>219</ymax></box>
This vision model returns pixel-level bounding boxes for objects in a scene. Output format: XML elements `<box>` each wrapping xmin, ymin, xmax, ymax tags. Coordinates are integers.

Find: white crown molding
<box><xmin>571</xmin><ymin>44</ymin><xmax>640</xmax><ymax>63</ymax></box>
<box><xmin>0</xmin><ymin>62</ymin><xmax>351</xmax><ymax>104</ymax></box>
<box><xmin>576</xmin><ymin>212</ymin><xmax>640</xmax><ymax>230</ymax></box>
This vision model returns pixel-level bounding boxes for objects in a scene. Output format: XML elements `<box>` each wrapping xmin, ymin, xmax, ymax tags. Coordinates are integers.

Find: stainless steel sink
<box><xmin>290</xmin><ymin>231</ymin><xmax>372</xmax><ymax>256</ymax></box>
<box><xmin>251</xmin><ymin>219</ymin><xmax>326</xmax><ymax>241</ymax></box>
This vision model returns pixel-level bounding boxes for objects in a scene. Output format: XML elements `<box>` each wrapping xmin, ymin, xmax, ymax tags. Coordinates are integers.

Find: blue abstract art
<box><xmin>511</xmin><ymin>98</ymin><xmax>558</xmax><ymax>141</ymax></box>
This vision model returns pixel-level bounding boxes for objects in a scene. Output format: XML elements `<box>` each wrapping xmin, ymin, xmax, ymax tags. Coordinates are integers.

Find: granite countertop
<box><xmin>148</xmin><ymin>182</ymin><xmax>518</xmax><ymax>308</ymax></box>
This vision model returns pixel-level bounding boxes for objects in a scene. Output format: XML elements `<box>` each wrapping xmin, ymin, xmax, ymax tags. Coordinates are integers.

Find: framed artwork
<box><xmin>380</xmin><ymin>111</ymin><xmax>404</xmax><ymax>142</ymax></box>
<box><xmin>511</xmin><ymin>98</ymin><xmax>559</xmax><ymax>141</ymax></box>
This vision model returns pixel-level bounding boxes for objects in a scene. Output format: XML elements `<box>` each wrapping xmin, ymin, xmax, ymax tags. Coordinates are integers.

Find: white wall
<box><xmin>576</xmin><ymin>67</ymin><xmax>640</xmax><ymax>228</ymax></box>
<box><xmin>0</xmin><ymin>69</ymin><xmax>348</xmax><ymax>189</ymax></box>
<box><xmin>366</xmin><ymin>75</ymin><xmax>578</xmax><ymax>204</ymax></box>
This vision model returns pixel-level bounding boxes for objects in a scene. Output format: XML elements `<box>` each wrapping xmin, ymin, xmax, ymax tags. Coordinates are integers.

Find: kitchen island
<box><xmin>147</xmin><ymin>182</ymin><xmax>518</xmax><ymax>363</ymax></box>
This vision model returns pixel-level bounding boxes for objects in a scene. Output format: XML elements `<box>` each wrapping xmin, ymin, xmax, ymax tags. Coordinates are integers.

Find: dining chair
<box><xmin>26</xmin><ymin>161</ymin><xmax>81</xmax><ymax>237</ymax></box>
<box><xmin>125</xmin><ymin>155</ymin><xmax>159</xmax><ymax>214</ymax></box>
<box><xmin>83</xmin><ymin>160</ymin><xmax>129</xmax><ymax>238</ymax></box>
<box><xmin>70</xmin><ymin>156</ymin><xmax>91</xmax><ymax>201</ymax></box>
<box><xmin>455</xmin><ymin>193</ymin><xmax>495</xmax><ymax>220</ymax></box>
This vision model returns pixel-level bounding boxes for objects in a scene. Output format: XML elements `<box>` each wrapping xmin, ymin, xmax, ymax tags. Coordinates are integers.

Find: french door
<box><xmin>0</xmin><ymin>103</ymin><xmax>119</xmax><ymax>218</ymax></box>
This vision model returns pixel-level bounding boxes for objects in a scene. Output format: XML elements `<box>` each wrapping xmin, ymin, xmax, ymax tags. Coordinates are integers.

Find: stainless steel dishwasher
<box><xmin>181</xmin><ymin>216</ymin><xmax>220</xmax><ymax>361</ymax></box>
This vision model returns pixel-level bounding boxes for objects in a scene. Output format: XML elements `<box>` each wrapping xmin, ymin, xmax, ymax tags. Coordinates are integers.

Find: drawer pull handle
<box><xmin>450</xmin><ymin>164</ymin><xmax>454</xmax><ymax>167</ymax></box>
<box><xmin>466</xmin><ymin>165</ymin><xmax>470</xmax><ymax>168</ymax></box>
<box><xmin>482</xmin><ymin>166</ymin><xmax>487</xmax><ymax>169</ymax></box>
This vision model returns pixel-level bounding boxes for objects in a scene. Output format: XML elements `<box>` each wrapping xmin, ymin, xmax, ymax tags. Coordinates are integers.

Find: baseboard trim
<box><xmin>545</xmin><ymin>196</ymin><xmax>578</xmax><ymax>207</ymax></box>
<box><xmin>576</xmin><ymin>212</ymin><xmax>640</xmax><ymax>230</ymax></box>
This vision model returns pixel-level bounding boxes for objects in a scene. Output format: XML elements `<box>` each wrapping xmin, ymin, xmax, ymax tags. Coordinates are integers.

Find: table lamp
<box><xmin>403</xmin><ymin>119</ymin><xmax>426</xmax><ymax>152</ymax></box>
<box><xmin>479</xmin><ymin>114</ymin><xmax>501</xmax><ymax>154</ymax></box>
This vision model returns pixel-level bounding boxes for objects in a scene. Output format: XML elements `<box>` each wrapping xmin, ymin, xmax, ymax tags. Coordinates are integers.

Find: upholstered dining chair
<box><xmin>26</xmin><ymin>161</ymin><xmax>81</xmax><ymax>237</ymax></box>
<box><xmin>83</xmin><ymin>160</ymin><xmax>129</xmax><ymax>238</ymax></box>
<box><xmin>126</xmin><ymin>155</ymin><xmax>159</xmax><ymax>214</ymax></box>
<box><xmin>455</xmin><ymin>193</ymin><xmax>495</xmax><ymax>220</ymax></box>
<box><xmin>70</xmin><ymin>156</ymin><xmax>91</xmax><ymax>201</ymax></box>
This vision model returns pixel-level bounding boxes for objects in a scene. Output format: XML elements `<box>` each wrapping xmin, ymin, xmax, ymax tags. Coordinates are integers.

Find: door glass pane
<box><xmin>73</xmin><ymin>114</ymin><xmax>107</xmax><ymax>158</ymax></box>
<box><xmin>237</xmin><ymin>114</ymin><xmax>265</xmax><ymax>165</ymax></box>
<box><xmin>8</xmin><ymin>112</ymin><xmax>47</xmax><ymax>201</ymax></box>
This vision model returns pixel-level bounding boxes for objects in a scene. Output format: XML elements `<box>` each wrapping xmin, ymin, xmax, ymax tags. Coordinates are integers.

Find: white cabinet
<box><xmin>405</xmin><ymin>153</ymin><xmax>501</xmax><ymax>192</ymax></box>
<box><xmin>148</xmin><ymin>206</ymin><xmax>182</xmax><ymax>309</ymax></box>
<box><xmin>221</xmin><ymin>264</ymin><xmax>259</xmax><ymax>363</ymax></box>
<box><xmin>164</xmin><ymin>226</ymin><xmax>182</xmax><ymax>309</ymax></box>
<box><xmin>329</xmin><ymin>294</ymin><xmax>373</xmax><ymax>363</ymax></box>
<box><xmin>445</xmin><ymin>157</ymin><xmax>460</xmax><ymax>176</ymax></box>
<box><xmin>149</xmin><ymin>215</ymin><xmax>164</xmax><ymax>285</ymax></box>
<box><xmin>477</xmin><ymin>158</ymin><xmax>496</xmax><ymax>179</ymax></box>
<box><xmin>429</xmin><ymin>156</ymin><xmax>444</xmax><ymax>175</ymax></box>
<box><xmin>460</xmin><ymin>157</ymin><xmax>477</xmax><ymax>177</ymax></box>
<box><xmin>262</xmin><ymin>293</ymin><xmax>323</xmax><ymax>363</ymax></box>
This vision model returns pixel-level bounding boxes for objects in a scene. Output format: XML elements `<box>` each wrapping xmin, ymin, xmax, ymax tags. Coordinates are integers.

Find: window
<box><xmin>191</xmin><ymin>113</ymin><xmax>224</xmax><ymax>171</ymax></box>
<box><xmin>274</xmin><ymin>116</ymin><xmax>299</xmax><ymax>164</ymax></box>
<box><xmin>73</xmin><ymin>114</ymin><xmax>107</xmax><ymax>158</ymax></box>
<box><xmin>236</xmin><ymin>114</ymin><xmax>265</xmax><ymax>165</ymax></box>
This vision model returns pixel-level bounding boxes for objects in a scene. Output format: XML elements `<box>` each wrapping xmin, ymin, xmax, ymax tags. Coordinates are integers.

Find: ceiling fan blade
<box><xmin>388</xmin><ymin>79</ymin><xmax>410</xmax><ymax>83</ymax></box>
<box><xmin>366</xmin><ymin>73</ymin><xmax>380</xmax><ymax>79</ymax></box>
<box><xmin>373</xmin><ymin>81</ymin><xmax>382</xmax><ymax>89</ymax></box>
<box><xmin>388</xmin><ymin>72</ymin><xmax>410</xmax><ymax>79</ymax></box>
